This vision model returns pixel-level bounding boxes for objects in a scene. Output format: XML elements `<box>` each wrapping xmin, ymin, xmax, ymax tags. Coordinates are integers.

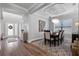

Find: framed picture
<box><xmin>39</xmin><ymin>20</ymin><xmax>45</xmax><ymax>32</ymax></box>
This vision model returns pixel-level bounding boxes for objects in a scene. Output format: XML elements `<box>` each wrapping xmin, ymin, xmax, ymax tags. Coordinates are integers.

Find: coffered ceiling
<box><xmin>0</xmin><ymin>3</ymin><xmax>50</xmax><ymax>15</ymax></box>
<box><xmin>34</xmin><ymin>3</ymin><xmax>78</xmax><ymax>19</ymax></box>
<box><xmin>0</xmin><ymin>3</ymin><xmax>78</xmax><ymax>18</ymax></box>
<box><xmin>45</xmin><ymin>3</ymin><xmax>77</xmax><ymax>15</ymax></box>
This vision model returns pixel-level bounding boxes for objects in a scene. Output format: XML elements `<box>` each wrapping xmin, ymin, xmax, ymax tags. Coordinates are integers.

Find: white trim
<box><xmin>3</xmin><ymin>35</ymin><xmax>19</xmax><ymax>39</ymax></box>
<box><xmin>27</xmin><ymin>37</ymin><xmax>43</xmax><ymax>43</ymax></box>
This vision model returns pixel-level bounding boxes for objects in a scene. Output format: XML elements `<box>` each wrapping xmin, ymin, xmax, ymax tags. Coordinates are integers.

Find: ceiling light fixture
<box><xmin>52</xmin><ymin>18</ymin><xmax>59</xmax><ymax>24</ymax></box>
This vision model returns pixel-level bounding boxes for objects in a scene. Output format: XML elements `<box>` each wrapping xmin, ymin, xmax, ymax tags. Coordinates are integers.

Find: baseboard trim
<box><xmin>31</xmin><ymin>39</ymin><xmax>43</xmax><ymax>43</ymax></box>
<box><xmin>28</xmin><ymin>38</ymin><xmax>44</xmax><ymax>43</ymax></box>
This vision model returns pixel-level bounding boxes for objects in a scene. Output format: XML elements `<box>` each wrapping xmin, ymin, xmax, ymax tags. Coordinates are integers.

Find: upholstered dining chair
<box><xmin>51</xmin><ymin>30</ymin><xmax>64</xmax><ymax>46</ymax></box>
<box><xmin>44</xmin><ymin>30</ymin><xmax>54</xmax><ymax>47</ymax></box>
<box><xmin>53</xmin><ymin>31</ymin><xmax>61</xmax><ymax>46</ymax></box>
<box><xmin>59</xmin><ymin>30</ymin><xmax>64</xmax><ymax>44</ymax></box>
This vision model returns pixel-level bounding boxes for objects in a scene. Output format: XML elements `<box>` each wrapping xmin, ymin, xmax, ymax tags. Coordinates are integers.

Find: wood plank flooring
<box><xmin>0</xmin><ymin>38</ymin><xmax>49</xmax><ymax>56</ymax></box>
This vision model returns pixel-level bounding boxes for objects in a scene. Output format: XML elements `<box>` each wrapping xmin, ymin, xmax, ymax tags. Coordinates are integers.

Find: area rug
<box><xmin>32</xmin><ymin>38</ymin><xmax>72</xmax><ymax>56</ymax></box>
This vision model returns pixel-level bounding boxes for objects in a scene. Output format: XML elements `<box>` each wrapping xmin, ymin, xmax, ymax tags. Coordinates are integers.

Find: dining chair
<box><xmin>59</xmin><ymin>30</ymin><xmax>64</xmax><ymax>44</ymax></box>
<box><xmin>44</xmin><ymin>30</ymin><xmax>54</xmax><ymax>47</ymax></box>
<box><xmin>61</xmin><ymin>30</ymin><xmax>64</xmax><ymax>42</ymax></box>
<box><xmin>53</xmin><ymin>31</ymin><xmax>61</xmax><ymax>46</ymax></box>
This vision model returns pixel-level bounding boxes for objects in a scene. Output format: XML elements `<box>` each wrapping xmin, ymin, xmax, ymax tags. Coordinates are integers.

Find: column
<box><xmin>0</xmin><ymin>8</ymin><xmax>4</xmax><ymax>36</ymax></box>
<box><xmin>0</xmin><ymin>8</ymin><xmax>1</xmax><ymax>33</ymax></box>
<box><xmin>18</xmin><ymin>23</ymin><xmax>19</xmax><ymax>37</ymax></box>
<box><xmin>78</xmin><ymin>3</ymin><xmax>79</xmax><ymax>39</ymax></box>
<box><xmin>13</xmin><ymin>24</ymin><xmax>15</xmax><ymax>36</ymax></box>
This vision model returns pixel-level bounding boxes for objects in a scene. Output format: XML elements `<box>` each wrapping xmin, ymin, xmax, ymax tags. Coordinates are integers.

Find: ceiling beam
<box><xmin>29</xmin><ymin>3</ymin><xmax>50</xmax><ymax>14</ymax></box>
<box><xmin>28</xmin><ymin>3</ymin><xmax>39</xmax><ymax>11</ymax></box>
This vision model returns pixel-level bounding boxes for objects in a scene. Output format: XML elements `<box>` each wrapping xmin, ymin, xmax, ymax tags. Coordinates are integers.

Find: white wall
<box><xmin>0</xmin><ymin>22</ymin><xmax>1</xmax><ymax>34</ymax></box>
<box><xmin>48</xmin><ymin>17</ymin><xmax>54</xmax><ymax>31</ymax></box>
<box><xmin>27</xmin><ymin>13</ymin><xmax>49</xmax><ymax>42</ymax></box>
<box><xmin>3</xmin><ymin>11</ymin><xmax>23</xmax><ymax>23</ymax></box>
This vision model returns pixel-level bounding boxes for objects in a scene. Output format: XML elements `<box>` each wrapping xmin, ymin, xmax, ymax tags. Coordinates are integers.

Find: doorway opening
<box><xmin>8</xmin><ymin>23</ymin><xmax>18</xmax><ymax>37</ymax></box>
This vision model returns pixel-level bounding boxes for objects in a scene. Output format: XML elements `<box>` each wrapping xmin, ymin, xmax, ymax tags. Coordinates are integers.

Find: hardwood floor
<box><xmin>0</xmin><ymin>38</ymin><xmax>49</xmax><ymax>56</ymax></box>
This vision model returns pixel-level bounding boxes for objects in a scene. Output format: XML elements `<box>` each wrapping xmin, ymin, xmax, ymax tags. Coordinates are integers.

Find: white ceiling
<box><xmin>0</xmin><ymin>3</ymin><xmax>28</xmax><ymax>15</ymax></box>
<box><xmin>0</xmin><ymin>3</ymin><xmax>78</xmax><ymax>19</ymax></box>
<box><xmin>34</xmin><ymin>3</ymin><xmax>78</xmax><ymax>19</ymax></box>
<box><xmin>0</xmin><ymin>3</ymin><xmax>49</xmax><ymax>14</ymax></box>
<box><xmin>14</xmin><ymin>3</ymin><xmax>34</xmax><ymax>9</ymax></box>
<box><xmin>45</xmin><ymin>3</ymin><xmax>77</xmax><ymax>15</ymax></box>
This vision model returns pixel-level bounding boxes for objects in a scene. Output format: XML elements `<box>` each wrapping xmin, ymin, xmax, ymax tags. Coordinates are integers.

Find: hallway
<box><xmin>0</xmin><ymin>38</ymin><xmax>48</xmax><ymax>56</ymax></box>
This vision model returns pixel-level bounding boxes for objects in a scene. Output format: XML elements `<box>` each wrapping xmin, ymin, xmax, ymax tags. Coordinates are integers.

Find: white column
<box><xmin>0</xmin><ymin>7</ymin><xmax>1</xmax><ymax>50</ymax></box>
<box><xmin>78</xmin><ymin>3</ymin><xmax>79</xmax><ymax>39</ymax></box>
<box><xmin>0</xmin><ymin>8</ymin><xmax>1</xmax><ymax>50</ymax></box>
<box><xmin>0</xmin><ymin>8</ymin><xmax>1</xmax><ymax>33</ymax></box>
<box><xmin>0</xmin><ymin>8</ymin><xmax>4</xmax><ymax>35</ymax></box>
<box><xmin>18</xmin><ymin>23</ymin><xmax>19</xmax><ymax>37</ymax></box>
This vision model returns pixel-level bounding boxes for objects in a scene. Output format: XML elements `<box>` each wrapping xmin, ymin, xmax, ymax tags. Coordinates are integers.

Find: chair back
<box><xmin>44</xmin><ymin>30</ymin><xmax>51</xmax><ymax>40</ymax></box>
<box><xmin>61</xmin><ymin>30</ymin><xmax>64</xmax><ymax>38</ymax></box>
<box><xmin>59</xmin><ymin>30</ymin><xmax>64</xmax><ymax>39</ymax></box>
